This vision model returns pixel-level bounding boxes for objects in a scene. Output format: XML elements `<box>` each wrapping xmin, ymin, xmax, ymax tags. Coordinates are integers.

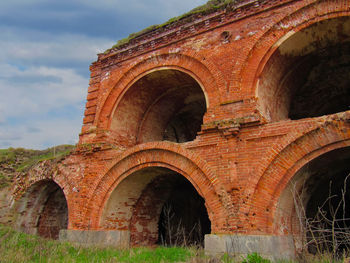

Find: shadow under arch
<box><xmin>109</xmin><ymin>68</ymin><xmax>208</xmax><ymax>146</ymax></box>
<box><xmin>238</xmin><ymin>0</ymin><xmax>350</xmax><ymax>121</ymax></box>
<box><xmin>102</xmin><ymin>166</ymin><xmax>212</xmax><ymax>246</ymax></box>
<box><xmin>275</xmin><ymin>146</ymin><xmax>350</xmax><ymax>254</ymax></box>
<box><xmin>14</xmin><ymin>179</ymin><xmax>68</xmax><ymax>239</ymax></box>
<box><xmin>83</xmin><ymin>142</ymin><xmax>230</xmax><ymax>236</ymax></box>
<box><xmin>247</xmin><ymin>120</ymin><xmax>350</xmax><ymax>235</ymax></box>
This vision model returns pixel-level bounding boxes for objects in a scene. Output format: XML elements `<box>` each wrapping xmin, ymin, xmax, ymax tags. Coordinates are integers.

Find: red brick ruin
<box><xmin>8</xmin><ymin>0</ymin><xmax>350</xmax><ymax>259</ymax></box>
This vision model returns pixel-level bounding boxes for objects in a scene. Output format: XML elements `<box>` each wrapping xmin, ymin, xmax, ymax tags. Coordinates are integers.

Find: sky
<box><xmin>0</xmin><ymin>0</ymin><xmax>208</xmax><ymax>150</ymax></box>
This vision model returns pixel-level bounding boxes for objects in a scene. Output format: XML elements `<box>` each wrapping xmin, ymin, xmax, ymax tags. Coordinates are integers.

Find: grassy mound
<box><xmin>0</xmin><ymin>145</ymin><xmax>74</xmax><ymax>172</ymax></box>
<box><xmin>0</xmin><ymin>145</ymin><xmax>74</xmax><ymax>189</ymax></box>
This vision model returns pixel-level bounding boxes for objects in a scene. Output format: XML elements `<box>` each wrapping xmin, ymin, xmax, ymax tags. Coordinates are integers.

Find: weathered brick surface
<box><xmin>9</xmin><ymin>0</ymin><xmax>350</xmax><ymax>247</ymax></box>
<box><xmin>37</xmin><ymin>187</ymin><xmax>68</xmax><ymax>239</ymax></box>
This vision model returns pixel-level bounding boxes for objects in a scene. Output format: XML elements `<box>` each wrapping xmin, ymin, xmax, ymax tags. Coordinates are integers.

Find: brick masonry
<box><xmin>7</xmin><ymin>0</ymin><xmax>350</xmax><ymax>256</ymax></box>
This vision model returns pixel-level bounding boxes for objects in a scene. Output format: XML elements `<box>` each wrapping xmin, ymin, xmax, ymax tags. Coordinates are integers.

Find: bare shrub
<box><xmin>158</xmin><ymin>204</ymin><xmax>204</xmax><ymax>247</ymax></box>
<box><xmin>291</xmin><ymin>173</ymin><xmax>350</xmax><ymax>261</ymax></box>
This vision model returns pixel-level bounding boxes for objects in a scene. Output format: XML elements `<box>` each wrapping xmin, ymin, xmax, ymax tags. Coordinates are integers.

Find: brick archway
<box><xmin>239</xmin><ymin>0</ymin><xmax>350</xmax><ymax>99</ymax></box>
<box><xmin>96</xmin><ymin>53</ymin><xmax>223</xmax><ymax>130</ymax></box>
<box><xmin>246</xmin><ymin>119</ymin><xmax>350</xmax><ymax>234</ymax></box>
<box><xmin>11</xmin><ymin>160</ymin><xmax>77</xmax><ymax>229</ymax></box>
<box><xmin>108</xmin><ymin>68</ymin><xmax>208</xmax><ymax>146</ymax></box>
<box><xmin>83</xmin><ymin>141</ymin><xmax>231</xmax><ymax>233</ymax></box>
<box><xmin>14</xmin><ymin>179</ymin><xmax>68</xmax><ymax>240</ymax></box>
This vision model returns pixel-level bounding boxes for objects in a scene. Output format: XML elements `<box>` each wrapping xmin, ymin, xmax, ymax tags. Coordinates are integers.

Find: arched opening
<box><xmin>110</xmin><ymin>69</ymin><xmax>207</xmax><ymax>146</ymax></box>
<box><xmin>101</xmin><ymin>167</ymin><xmax>211</xmax><ymax>247</ymax></box>
<box><xmin>258</xmin><ymin>16</ymin><xmax>350</xmax><ymax>122</ymax></box>
<box><xmin>276</xmin><ymin>147</ymin><xmax>350</xmax><ymax>255</ymax></box>
<box><xmin>15</xmin><ymin>180</ymin><xmax>68</xmax><ymax>239</ymax></box>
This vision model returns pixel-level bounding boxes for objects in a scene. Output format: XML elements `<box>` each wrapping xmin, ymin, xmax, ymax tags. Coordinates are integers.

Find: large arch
<box><xmin>257</xmin><ymin>16</ymin><xmax>350</xmax><ymax>122</ymax></box>
<box><xmin>109</xmin><ymin>68</ymin><xmax>207</xmax><ymax>146</ymax></box>
<box><xmin>247</xmin><ymin>119</ymin><xmax>350</xmax><ymax>236</ymax></box>
<box><xmin>14</xmin><ymin>179</ymin><xmax>68</xmax><ymax>239</ymax></box>
<box><xmin>275</xmin><ymin>146</ymin><xmax>350</xmax><ymax>253</ymax></box>
<box><xmin>239</xmin><ymin>0</ymin><xmax>350</xmax><ymax>122</ymax></box>
<box><xmin>83</xmin><ymin>142</ymin><xmax>231</xmax><ymax>234</ymax></box>
<box><xmin>96</xmin><ymin>53</ymin><xmax>223</xmax><ymax>130</ymax></box>
<box><xmin>100</xmin><ymin>166</ymin><xmax>211</xmax><ymax>246</ymax></box>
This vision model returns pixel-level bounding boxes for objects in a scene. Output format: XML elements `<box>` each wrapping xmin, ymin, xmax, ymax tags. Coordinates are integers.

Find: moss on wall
<box><xmin>106</xmin><ymin>0</ymin><xmax>240</xmax><ymax>53</ymax></box>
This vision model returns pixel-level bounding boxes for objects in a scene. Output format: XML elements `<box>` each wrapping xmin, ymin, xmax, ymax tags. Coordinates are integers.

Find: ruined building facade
<box><xmin>3</xmin><ymin>0</ymin><xmax>350</xmax><ymax>259</ymax></box>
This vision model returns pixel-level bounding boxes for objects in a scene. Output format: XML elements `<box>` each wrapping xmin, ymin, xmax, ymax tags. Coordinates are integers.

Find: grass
<box><xmin>106</xmin><ymin>0</ymin><xmax>240</xmax><ymax>52</ymax></box>
<box><xmin>15</xmin><ymin>146</ymin><xmax>73</xmax><ymax>172</ymax></box>
<box><xmin>3</xmin><ymin>223</ymin><xmax>342</xmax><ymax>262</ymax></box>
<box><xmin>0</xmin><ymin>224</ymin><xmax>285</xmax><ymax>263</ymax></box>
<box><xmin>0</xmin><ymin>145</ymin><xmax>74</xmax><ymax>173</ymax></box>
<box><xmin>0</xmin><ymin>172</ymin><xmax>10</xmax><ymax>189</ymax></box>
<box><xmin>0</xmin><ymin>224</ymin><xmax>194</xmax><ymax>263</ymax></box>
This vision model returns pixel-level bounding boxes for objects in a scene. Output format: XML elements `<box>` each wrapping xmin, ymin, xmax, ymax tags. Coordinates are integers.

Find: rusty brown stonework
<box><xmin>6</xmin><ymin>0</ymin><xmax>350</xmax><ymax>258</ymax></box>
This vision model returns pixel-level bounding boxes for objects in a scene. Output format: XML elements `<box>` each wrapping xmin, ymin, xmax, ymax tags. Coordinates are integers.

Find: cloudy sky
<box><xmin>0</xmin><ymin>0</ymin><xmax>208</xmax><ymax>149</ymax></box>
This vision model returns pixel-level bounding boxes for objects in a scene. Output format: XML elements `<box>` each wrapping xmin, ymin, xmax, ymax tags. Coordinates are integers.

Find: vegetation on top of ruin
<box><xmin>105</xmin><ymin>0</ymin><xmax>239</xmax><ymax>53</ymax></box>
<box><xmin>0</xmin><ymin>145</ymin><xmax>74</xmax><ymax>189</ymax></box>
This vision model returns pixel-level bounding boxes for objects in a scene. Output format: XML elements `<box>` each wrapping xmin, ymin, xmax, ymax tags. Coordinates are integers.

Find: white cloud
<box><xmin>0</xmin><ymin>29</ymin><xmax>112</xmax><ymax>149</ymax></box>
<box><xmin>74</xmin><ymin>0</ymin><xmax>208</xmax><ymax>22</ymax></box>
<box><xmin>0</xmin><ymin>64</ymin><xmax>86</xmax><ymax>117</ymax></box>
<box><xmin>0</xmin><ymin>118</ymin><xmax>81</xmax><ymax>149</ymax></box>
<box><xmin>93</xmin><ymin>0</ymin><xmax>205</xmax><ymax>10</ymax></box>
<box><xmin>0</xmin><ymin>28</ymin><xmax>114</xmax><ymax>65</ymax></box>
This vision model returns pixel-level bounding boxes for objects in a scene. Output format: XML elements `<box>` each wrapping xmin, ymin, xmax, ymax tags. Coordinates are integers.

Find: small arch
<box><xmin>14</xmin><ymin>180</ymin><xmax>68</xmax><ymax>239</ymax></box>
<box><xmin>110</xmin><ymin>68</ymin><xmax>207</xmax><ymax>146</ymax></box>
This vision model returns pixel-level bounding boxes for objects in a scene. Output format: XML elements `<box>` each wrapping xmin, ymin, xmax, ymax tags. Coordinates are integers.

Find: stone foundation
<box><xmin>205</xmin><ymin>234</ymin><xmax>295</xmax><ymax>261</ymax></box>
<box><xmin>59</xmin><ymin>230</ymin><xmax>130</xmax><ymax>248</ymax></box>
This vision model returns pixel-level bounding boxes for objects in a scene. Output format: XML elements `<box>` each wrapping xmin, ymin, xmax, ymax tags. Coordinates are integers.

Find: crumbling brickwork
<box><xmin>9</xmin><ymin>0</ymin><xmax>350</xmax><ymax>256</ymax></box>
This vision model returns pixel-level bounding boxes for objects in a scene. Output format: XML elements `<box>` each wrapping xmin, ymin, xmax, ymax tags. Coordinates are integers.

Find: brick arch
<box><xmin>96</xmin><ymin>53</ymin><xmax>223</xmax><ymax>129</ymax></box>
<box><xmin>239</xmin><ymin>0</ymin><xmax>350</xmax><ymax>98</ymax></box>
<box><xmin>247</xmin><ymin>120</ymin><xmax>350</xmax><ymax>234</ymax></box>
<box><xmin>12</xmin><ymin>161</ymin><xmax>77</xmax><ymax>229</ymax></box>
<box><xmin>13</xmin><ymin>178</ymin><xmax>69</xmax><ymax>239</ymax></box>
<box><xmin>83</xmin><ymin>141</ymin><xmax>231</xmax><ymax>233</ymax></box>
<box><xmin>13</xmin><ymin>163</ymin><xmax>69</xmax><ymax>203</ymax></box>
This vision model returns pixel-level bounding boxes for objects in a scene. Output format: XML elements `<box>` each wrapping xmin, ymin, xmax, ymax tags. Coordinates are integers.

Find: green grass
<box><xmin>0</xmin><ymin>224</ymin><xmax>278</xmax><ymax>263</ymax></box>
<box><xmin>241</xmin><ymin>252</ymin><xmax>271</xmax><ymax>263</ymax></box>
<box><xmin>0</xmin><ymin>145</ymin><xmax>74</xmax><ymax>173</ymax></box>
<box><xmin>0</xmin><ymin>224</ymin><xmax>194</xmax><ymax>263</ymax></box>
<box><xmin>106</xmin><ymin>0</ymin><xmax>239</xmax><ymax>52</ymax></box>
<box><xmin>2</xmin><ymin>224</ymin><xmax>317</xmax><ymax>262</ymax></box>
<box><xmin>0</xmin><ymin>172</ymin><xmax>10</xmax><ymax>189</ymax></box>
<box><xmin>15</xmin><ymin>147</ymin><xmax>73</xmax><ymax>172</ymax></box>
